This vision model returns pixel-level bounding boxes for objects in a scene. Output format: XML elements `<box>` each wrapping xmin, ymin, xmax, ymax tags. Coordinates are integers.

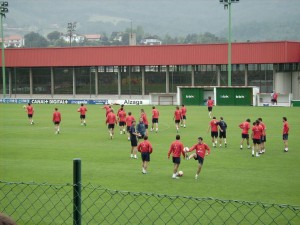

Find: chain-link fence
<box><xmin>1</xmin><ymin>180</ymin><xmax>299</xmax><ymax>225</ymax></box>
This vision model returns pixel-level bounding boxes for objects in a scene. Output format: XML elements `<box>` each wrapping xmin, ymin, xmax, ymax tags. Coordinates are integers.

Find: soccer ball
<box><xmin>23</xmin><ymin>105</ymin><xmax>26</xmax><ymax>109</ymax></box>
<box><xmin>184</xmin><ymin>147</ymin><xmax>189</xmax><ymax>152</ymax></box>
<box><xmin>178</xmin><ymin>171</ymin><xmax>184</xmax><ymax>177</ymax></box>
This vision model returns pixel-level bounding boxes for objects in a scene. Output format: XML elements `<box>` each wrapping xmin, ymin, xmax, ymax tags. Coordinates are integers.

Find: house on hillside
<box><xmin>61</xmin><ymin>34</ymin><xmax>85</xmax><ymax>44</ymax></box>
<box><xmin>0</xmin><ymin>35</ymin><xmax>25</xmax><ymax>48</ymax></box>
<box><xmin>140</xmin><ymin>36</ymin><xmax>162</xmax><ymax>45</ymax></box>
<box><xmin>84</xmin><ymin>34</ymin><xmax>101</xmax><ymax>42</ymax></box>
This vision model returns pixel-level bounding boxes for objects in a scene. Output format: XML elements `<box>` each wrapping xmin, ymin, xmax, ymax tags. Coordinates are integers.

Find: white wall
<box><xmin>292</xmin><ymin>71</ymin><xmax>300</xmax><ymax>100</ymax></box>
<box><xmin>274</xmin><ymin>72</ymin><xmax>292</xmax><ymax>94</ymax></box>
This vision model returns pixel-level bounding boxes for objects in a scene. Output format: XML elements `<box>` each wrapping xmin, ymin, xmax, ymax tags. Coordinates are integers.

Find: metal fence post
<box><xmin>73</xmin><ymin>158</ymin><xmax>81</xmax><ymax>225</ymax></box>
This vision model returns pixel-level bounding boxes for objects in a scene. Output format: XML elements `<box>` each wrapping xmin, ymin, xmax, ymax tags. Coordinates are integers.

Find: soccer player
<box><xmin>185</xmin><ymin>137</ymin><xmax>210</xmax><ymax>180</ymax></box>
<box><xmin>239</xmin><ymin>119</ymin><xmax>251</xmax><ymax>149</ymax></box>
<box><xmin>218</xmin><ymin>117</ymin><xmax>227</xmax><ymax>147</ymax></box>
<box><xmin>103</xmin><ymin>104</ymin><xmax>112</xmax><ymax>117</ymax></box>
<box><xmin>207</xmin><ymin>116</ymin><xmax>219</xmax><ymax>147</ymax></box>
<box><xmin>117</xmin><ymin>107</ymin><xmax>126</xmax><ymax>134</ymax></box>
<box><xmin>117</xmin><ymin>104</ymin><xmax>125</xmax><ymax>114</ymax></box>
<box><xmin>126</xmin><ymin>112</ymin><xmax>135</xmax><ymax>141</ymax></box>
<box><xmin>173</xmin><ymin>106</ymin><xmax>182</xmax><ymax>133</ymax></box>
<box><xmin>140</xmin><ymin>109</ymin><xmax>149</xmax><ymax>135</ymax></box>
<box><xmin>77</xmin><ymin>103</ymin><xmax>87</xmax><ymax>126</ymax></box>
<box><xmin>251</xmin><ymin>120</ymin><xmax>263</xmax><ymax>157</ymax></box>
<box><xmin>207</xmin><ymin>96</ymin><xmax>214</xmax><ymax>118</ymax></box>
<box><xmin>180</xmin><ymin>104</ymin><xmax>187</xmax><ymax>128</ymax></box>
<box><xmin>137</xmin><ymin>135</ymin><xmax>153</xmax><ymax>174</ymax></box>
<box><xmin>151</xmin><ymin>106</ymin><xmax>159</xmax><ymax>133</ymax></box>
<box><xmin>258</xmin><ymin>118</ymin><xmax>266</xmax><ymax>154</ymax></box>
<box><xmin>105</xmin><ymin>109</ymin><xmax>117</xmax><ymax>139</ymax></box>
<box><xmin>129</xmin><ymin>120</ymin><xmax>140</xmax><ymax>159</ymax></box>
<box><xmin>271</xmin><ymin>91</ymin><xmax>278</xmax><ymax>105</ymax></box>
<box><xmin>167</xmin><ymin>134</ymin><xmax>186</xmax><ymax>179</ymax></box>
<box><xmin>52</xmin><ymin>107</ymin><xmax>61</xmax><ymax>134</ymax></box>
<box><xmin>136</xmin><ymin>117</ymin><xmax>146</xmax><ymax>140</ymax></box>
<box><xmin>282</xmin><ymin>117</ymin><xmax>289</xmax><ymax>152</ymax></box>
<box><xmin>25</xmin><ymin>103</ymin><xmax>34</xmax><ymax>125</ymax></box>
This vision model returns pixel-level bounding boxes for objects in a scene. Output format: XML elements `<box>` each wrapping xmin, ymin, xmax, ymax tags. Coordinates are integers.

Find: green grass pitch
<box><xmin>0</xmin><ymin>104</ymin><xmax>299</xmax><ymax>206</ymax></box>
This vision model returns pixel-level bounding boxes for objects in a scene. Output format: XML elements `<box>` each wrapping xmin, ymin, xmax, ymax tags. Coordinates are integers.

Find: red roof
<box><xmin>2</xmin><ymin>41</ymin><xmax>300</xmax><ymax>67</ymax></box>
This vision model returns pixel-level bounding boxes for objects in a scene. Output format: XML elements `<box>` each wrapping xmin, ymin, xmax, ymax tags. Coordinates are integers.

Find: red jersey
<box><xmin>137</xmin><ymin>140</ymin><xmax>153</xmax><ymax>153</ymax></box>
<box><xmin>209</xmin><ymin>119</ymin><xmax>219</xmax><ymax>132</ymax></box>
<box><xmin>77</xmin><ymin>106</ymin><xmax>87</xmax><ymax>115</ymax></box>
<box><xmin>174</xmin><ymin>110</ymin><xmax>182</xmax><ymax>120</ymax></box>
<box><xmin>106</xmin><ymin>112</ymin><xmax>117</xmax><ymax>125</ymax></box>
<box><xmin>283</xmin><ymin>121</ymin><xmax>289</xmax><ymax>134</ymax></box>
<box><xmin>103</xmin><ymin>105</ymin><xmax>111</xmax><ymax>116</ymax></box>
<box><xmin>168</xmin><ymin>140</ymin><xmax>185</xmax><ymax>158</ymax></box>
<box><xmin>126</xmin><ymin>115</ymin><xmax>135</xmax><ymax>127</ymax></box>
<box><xmin>141</xmin><ymin>112</ymin><xmax>149</xmax><ymax>125</ymax></box>
<box><xmin>189</xmin><ymin>143</ymin><xmax>210</xmax><ymax>158</ymax></box>
<box><xmin>26</xmin><ymin>106</ymin><xmax>34</xmax><ymax>114</ymax></box>
<box><xmin>239</xmin><ymin>121</ymin><xmax>250</xmax><ymax>134</ymax></box>
<box><xmin>181</xmin><ymin>106</ymin><xmax>187</xmax><ymax>116</ymax></box>
<box><xmin>252</xmin><ymin>125</ymin><xmax>263</xmax><ymax>140</ymax></box>
<box><xmin>260</xmin><ymin>122</ymin><xmax>266</xmax><ymax>136</ymax></box>
<box><xmin>207</xmin><ymin>99</ymin><xmax>214</xmax><ymax>107</ymax></box>
<box><xmin>152</xmin><ymin>109</ymin><xmax>159</xmax><ymax>119</ymax></box>
<box><xmin>53</xmin><ymin>111</ymin><xmax>61</xmax><ymax>122</ymax></box>
<box><xmin>118</xmin><ymin>110</ymin><xmax>126</xmax><ymax>123</ymax></box>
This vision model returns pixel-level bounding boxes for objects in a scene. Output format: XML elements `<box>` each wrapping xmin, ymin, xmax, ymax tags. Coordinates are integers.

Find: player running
<box><xmin>207</xmin><ymin>96</ymin><xmax>214</xmax><ymax>118</ymax></box>
<box><xmin>25</xmin><ymin>103</ymin><xmax>34</xmax><ymax>125</ymax></box>
<box><xmin>77</xmin><ymin>103</ymin><xmax>87</xmax><ymax>126</ymax></box>
<box><xmin>168</xmin><ymin>135</ymin><xmax>186</xmax><ymax>179</ymax></box>
<box><xmin>282</xmin><ymin>117</ymin><xmax>289</xmax><ymax>152</ymax></box>
<box><xmin>207</xmin><ymin>116</ymin><xmax>219</xmax><ymax>148</ymax></box>
<box><xmin>137</xmin><ymin>135</ymin><xmax>153</xmax><ymax>174</ymax></box>
<box><xmin>106</xmin><ymin>109</ymin><xmax>117</xmax><ymax>139</ymax></box>
<box><xmin>258</xmin><ymin>118</ymin><xmax>266</xmax><ymax>154</ymax></box>
<box><xmin>239</xmin><ymin>119</ymin><xmax>251</xmax><ymax>149</ymax></box>
<box><xmin>218</xmin><ymin>117</ymin><xmax>227</xmax><ymax>147</ymax></box>
<box><xmin>151</xmin><ymin>106</ymin><xmax>159</xmax><ymax>133</ymax></box>
<box><xmin>180</xmin><ymin>104</ymin><xmax>187</xmax><ymax>128</ymax></box>
<box><xmin>52</xmin><ymin>107</ymin><xmax>61</xmax><ymax>134</ymax></box>
<box><xmin>173</xmin><ymin>106</ymin><xmax>182</xmax><ymax>133</ymax></box>
<box><xmin>117</xmin><ymin>107</ymin><xmax>126</xmax><ymax>134</ymax></box>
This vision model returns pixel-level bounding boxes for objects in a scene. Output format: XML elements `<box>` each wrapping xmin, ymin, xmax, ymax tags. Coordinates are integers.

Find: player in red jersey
<box><xmin>103</xmin><ymin>104</ymin><xmax>112</xmax><ymax>117</ymax></box>
<box><xmin>168</xmin><ymin>135</ymin><xmax>186</xmax><ymax>179</ymax></box>
<box><xmin>173</xmin><ymin>106</ymin><xmax>182</xmax><ymax>133</ymax></box>
<box><xmin>117</xmin><ymin>104</ymin><xmax>125</xmax><ymax>115</ymax></box>
<box><xmin>117</xmin><ymin>107</ymin><xmax>126</xmax><ymax>134</ymax></box>
<box><xmin>77</xmin><ymin>103</ymin><xmax>87</xmax><ymax>126</ymax></box>
<box><xmin>151</xmin><ymin>106</ymin><xmax>160</xmax><ymax>133</ymax></box>
<box><xmin>106</xmin><ymin>109</ymin><xmax>117</xmax><ymax>139</ymax></box>
<box><xmin>25</xmin><ymin>103</ymin><xmax>34</xmax><ymax>125</ymax></box>
<box><xmin>180</xmin><ymin>104</ymin><xmax>187</xmax><ymax>128</ymax></box>
<box><xmin>137</xmin><ymin>135</ymin><xmax>153</xmax><ymax>174</ymax></box>
<box><xmin>251</xmin><ymin>120</ymin><xmax>263</xmax><ymax>157</ymax></box>
<box><xmin>282</xmin><ymin>117</ymin><xmax>289</xmax><ymax>152</ymax></box>
<box><xmin>52</xmin><ymin>107</ymin><xmax>61</xmax><ymax>134</ymax></box>
<box><xmin>258</xmin><ymin>118</ymin><xmax>266</xmax><ymax>154</ymax></box>
<box><xmin>185</xmin><ymin>137</ymin><xmax>210</xmax><ymax>180</ymax></box>
<box><xmin>140</xmin><ymin>109</ymin><xmax>149</xmax><ymax>135</ymax></box>
<box><xmin>126</xmin><ymin>112</ymin><xmax>135</xmax><ymax>141</ymax></box>
<box><xmin>207</xmin><ymin>96</ymin><xmax>214</xmax><ymax>118</ymax></box>
<box><xmin>207</xmin><ymin>116</ymin><xmax>219</xmax><ymax>148</ymax></box>
<box><xmin>239</xmin><ymin>119</ymin><xmax>251</xmax><ymax>149</ymax></box>
<box><xmin>271</xmin><ymin>91</ymin><xmax>278</xmax><ymax>105</ymax></box>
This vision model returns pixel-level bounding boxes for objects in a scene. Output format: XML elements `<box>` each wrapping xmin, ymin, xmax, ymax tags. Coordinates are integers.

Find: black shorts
<box><xmin>152</xmin><ymin>118</ymin><xmax>158</xmax><ymax>123</ymax></box>
<box><xmin>261</xmin><ymin>135</ymin><xmax>266</xmax><ymax>143</ymax></box>
<box><xmin>172</xmin><ymin>157</ymin><xmax>181</xmax><ymax>164</ymax></box>
<box><xmin>80</xmin><ymin>115</ymin><xmax>86</xmax><ymax>119</ymax></box>
<box><xmin>145</xmin><ymin>124</ymin><xmax>148</xmax><ymax>129</ymax></box>
<box><xmin>194</xmin><ymin>155</ymin><xmax>204</xmax><ymax>165</ymax></box>
<box><xmin>138</xmin><ymin>134</ymin><xmax>145</xmax><ymax>139</ymax></box>
<box><xmin>242</xmin><ymin>134</ymin><xmax>249</xmax><ymax>139</ymax></box>
<box><xmin>28</xmin><ymin>114</ymin><xmax>33</xmax><ymax>118</ymax></box>
<box><xmin>119</xmin><ymin>121</ymin><xmax>125</xmax><ymax>126</ymax></box>
<box><xmin>141</xmin><ymin>152</ymin><xmax>150</xmax><ymax>162</ymax></box>
<box><xmin>54</xmin><ymin>121</ymin><xmax>60</xmax><ymax>125</ymax></box>
<box><xmin>211</xmin><ymin>131</ymin><xmax>218</xmax><ymax>138</ymax></box>
<box><xmin>182</xmin><ymin>115</ymin><xmax>186</xmax><ymax>120</ymax></box>
<box><xmin>130</xmin><ymin>137</ymin><xmax>138</xmax><ymax>147</ymax></box>
<box><xmin>108</xmin><ymin>124</ymin><xmax>115</xmax><ymax>129</ymax></box>
<box><xmin>283</xmin><ymin>134</ymin><xmax>288</xmax><ymax>140</ymax></box>
<box><xmin>271</xmin><ymin>99</ymin><xmax>277</xmax><ymax>103</ymax></box>
<box><xmin>127</xmin><ymin>126</ymin><xmax>131</xmax><ymax>132</ymax></box>
<box><xmin>253</xmin><ymin>139</ymin><xmax>261</xmax><ymax>145</ymax></box>
<box><xmin>208</xmin><ymin>107</ymin><xmax>212</xmax><ymax>112</ymax></box>
<box><xmin>175</xmin><ymin>120</ymin><xmax>180</xmax><ymax>124</ymax></box>
<box><xmin>219</xmin><ymin>131</ymin><xmax>226</xmax><ymax>138</ymax></box>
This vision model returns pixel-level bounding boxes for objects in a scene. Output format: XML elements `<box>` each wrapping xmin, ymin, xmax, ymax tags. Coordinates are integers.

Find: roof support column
<box><xmin>191</xmin><ymin>65</ymin><xmax>195</xmax><ymax>86</ymax></box>
<box><xmin>29</xmin><ymin>68</ymin><xmax>33</xmax><ymax>97</ymax></box>
<box><xmin>245</xmin><ymin>64</ymin><xmax>248</xmax><ymax>86</ymax></box>
<box><xmin>72</xmin><ymin>67</ymin><xmax>76</xmax><ymax>98</ymax></box>
<box><xmin>118</xmin><ymin>66</ymin><xmax>121</xmax><ymax>97</ymax></box>
<box><xmin>217</xmin><ymin>65</ymin><xmax>221</xmax><ymax>86</ymax></box>
<box><xmin>51</xmin><ymin>67</ymin><xmax>54</xmax><ymax>97</ymax></box>
<box><xmin>141</xmin><ymin>66</ymin><xmax>145</xmax><ymax>97</ymax></box>
<box><xmin>8</xmin><ymin>69</ymin><xmax>11</xmax><ymax>97</ymax></box>
<box><xmin>166</xmin><ymin>65</ymin><xmax>170</xmax><ymax>93</ymax></box>
<box><xmin>95</xmin><ymin>67</ymin><xmax>98</xmax><ymax>97</ymax></box>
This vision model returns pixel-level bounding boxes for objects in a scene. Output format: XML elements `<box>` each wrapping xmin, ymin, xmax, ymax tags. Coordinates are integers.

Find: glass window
<box><xmin>76</xmin><ymin>67</ymin><xmax>95</xmax><ymax>95</ymax></box>
<box><xmin>32</xmin><ymin>68</ymin><xmax>51</xmax><ymax>94</ymax></box>
<box><xmin>145</xmin><ymin>72</ymin><xmax>166</xmax><ymax>94</ymax></box>
<box><xmin>11</xmin><ymin>68</ymin><xmax>30</xmax><ymax>94</ymax></box>
<box><xmin>54</xmin><ymin>67</ymin><xmax>73</xmax><ymax>94</ymax></box>
<box><xmin>98</xmin><ymin>71</ymin><xmax>118</xmax><ymax>94</ymax></box>
<box><xmin>121</xmin><ymin>67</ymin><xmax>142</xmax><ymax>95</ymax></box>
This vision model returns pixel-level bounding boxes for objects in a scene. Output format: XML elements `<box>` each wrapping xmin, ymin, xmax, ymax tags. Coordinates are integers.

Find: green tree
<box><xmin>24</xmin><ymin>32</ymin><xmax>49</xmax><ymax>48</ymax></box>
<box><xmin>47</xmin><ymin>31</ymin><xmax>61</xmax><ymax>42</ymax></box>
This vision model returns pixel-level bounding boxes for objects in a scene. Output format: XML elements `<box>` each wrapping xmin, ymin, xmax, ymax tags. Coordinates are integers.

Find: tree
<box><xmin>24</xmin><ymin>32</ymin><xmax>49</xmax><ymax>48</ymax></box>
<box><xmin>47</xmin><ymin>31</ymin><xmax>61</xmax><ymax>41</ymax></box>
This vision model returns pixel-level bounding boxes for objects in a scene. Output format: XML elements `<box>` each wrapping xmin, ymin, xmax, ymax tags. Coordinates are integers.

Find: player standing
<box><xmin>129</xmin><ymin>120</ymin><xmax>140</xmax><ymax>159</ymax></box>
<box><xmin>25</xmin><ymin>103</ymin><xmax>34</xmax><ymax>125</ymax></box>
<box><xmin>207</xmin><ymin>96</ymin><xmax>214</xmax><ymax>118</ymax></box>
<box><xmin>126</xmin><ymin>112</ymin><xmax>135</xmax><ymax>141</ymax></box>
<box><xmin>180</xmin><ymin>104</ymin><xmax>187</xmax><ymax>128</ymax></box>
<box><xmin>239</xmin><ymin>119</ymin><xmax>251</xmax><ymax>149</ymax></box>
<box><xmin>173</xmin><ymin>106</ymin><xmax>182</xmax><ymax>133</ymax></box>
<box><xmin>167</xmin><ymin>134</ymin><xmax>186</xmax><ymax>179</ymax></box>
<box><xmin>140</xmin><ymin>109</ymin><xmax>149</xmax><ymax>135</ymax></box>
<box><xmin>282</xmin><ymin>117</ymin><xmax>289</xmax><ymax>152</ymax></box>
<box><xmin>271</xmin><ymin>91</ymin><xmax>278</xmax><ymax>105</ymax></box>
<box><xmin>52</xmin><ymin>107</ymin><xmax>61</xmax><ymax>134</ymax></box>
<box><xmin>251</xmin><ymin>120</ymin><xmax>263</xmax><ymax>157</ymax></box>
<box><xmin>137</xmin><ymin>135</ymin><xmax>153</xmax><ymax>174</ymax></box>
<box><xmin>151</xmin><ymin>106</ymin><xmax>159</xmax><ymax>133</ymax></box>
<box><xmin>105</xmin><ymin>109</ymin><xmax>117</xmax><ymax>139</ymax></box>
<box><xmin>218</xmin><ymin>117</ymin><xmax>227</xmax><ymax>147</ymax></box>
<box><xmin>117</xmin><ymin>107</ymin><xmax>126</xmax><ymax>134</ymax></box>
<box><xmin>258</xmin><ymin>118</ymin><xmax>266</xmax><ymax>154</ymax></box>
<box><xmin>185</xmin><ymin>137</ymin><xmax>210</xmax><ymax>180</ymax></box>
<box><xmin>77</xmin><ymin>103</ymin><xmax>87</xmax><ymax>126</ymax></box>
<box><xmin>207</xmin><ymin>116</ymin><xmax>219</xmax><ymax>148</ymax></box>
<box><xmin>136</xmin><ymin>117</ymin><xmax>146</xmax><ymax>140</ymax></box>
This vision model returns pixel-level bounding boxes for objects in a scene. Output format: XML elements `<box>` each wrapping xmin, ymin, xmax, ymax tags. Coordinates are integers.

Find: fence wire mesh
<box><xmin>1</xmin><ymin>180</ymin><xmax>299</xmax><ymax>225</ymax></box>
